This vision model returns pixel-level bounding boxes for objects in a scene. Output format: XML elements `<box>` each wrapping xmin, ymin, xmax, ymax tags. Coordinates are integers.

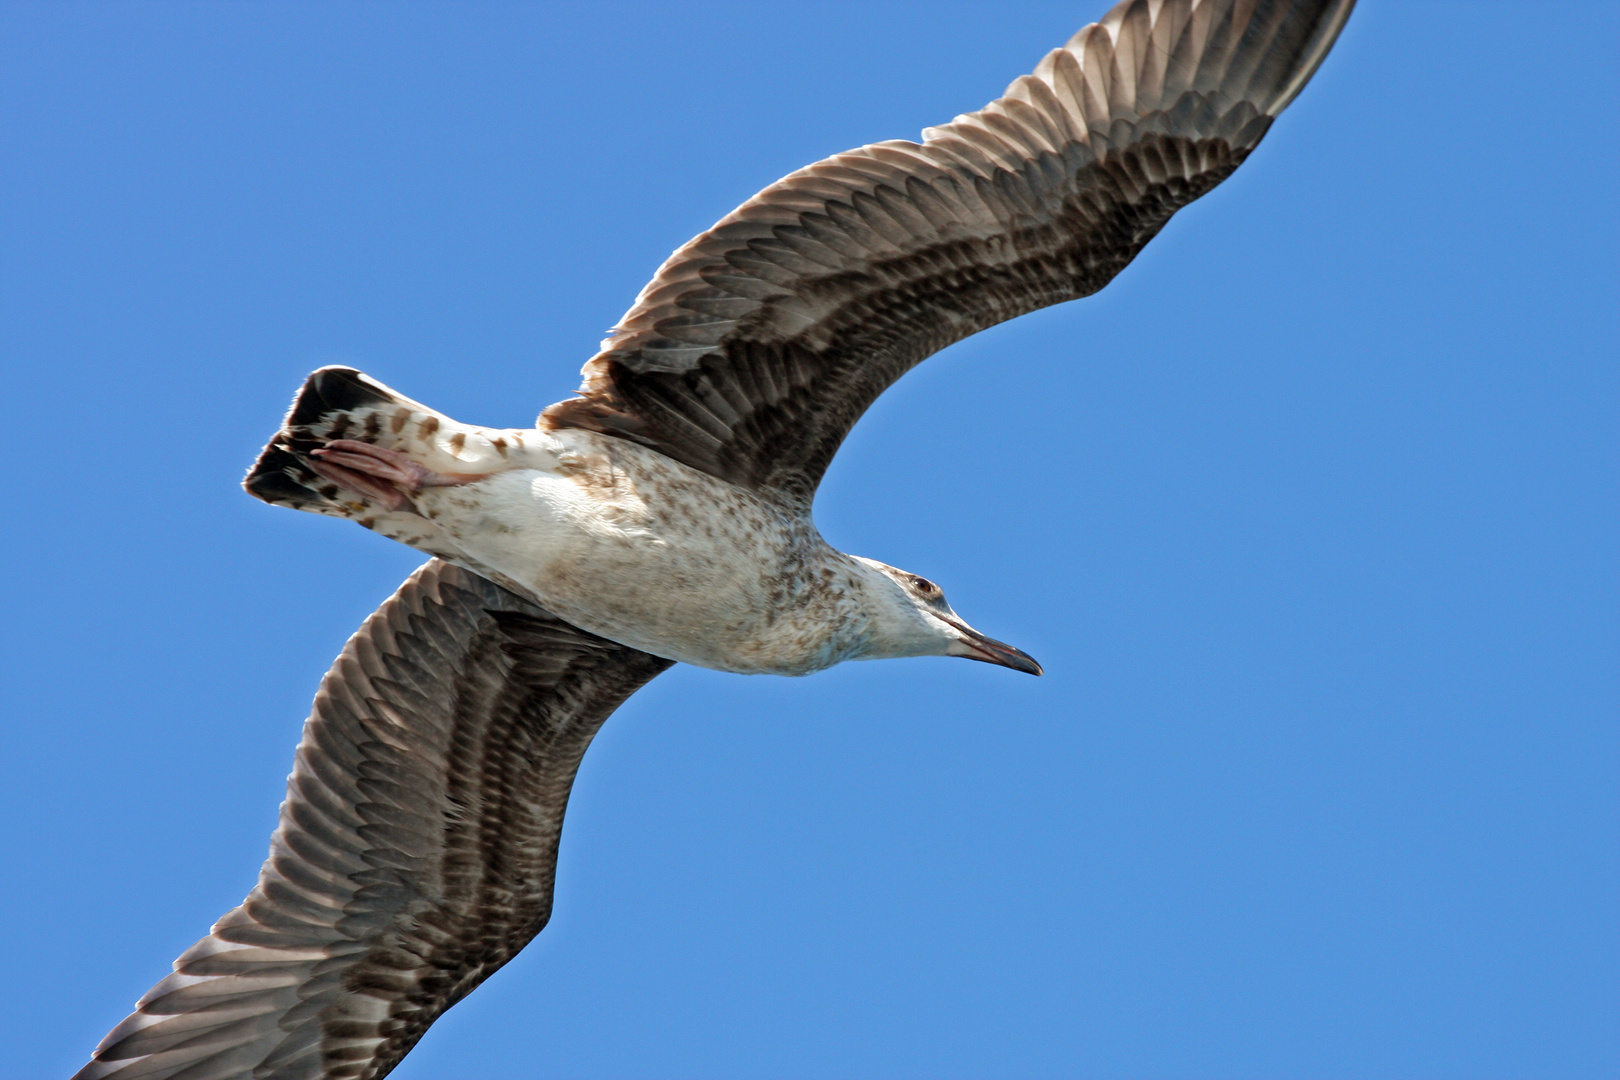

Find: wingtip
<box><xmin>1266</xmin><ymin>0</ymin><xmax>1359</xmax><ymax>116</ymax></box>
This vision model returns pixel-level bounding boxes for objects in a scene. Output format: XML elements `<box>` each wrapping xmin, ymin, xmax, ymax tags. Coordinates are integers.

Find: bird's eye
<box><xmin>911</xmin><ymin>576</ymin><xmax>936</xmax><ymax>594</ymax></box>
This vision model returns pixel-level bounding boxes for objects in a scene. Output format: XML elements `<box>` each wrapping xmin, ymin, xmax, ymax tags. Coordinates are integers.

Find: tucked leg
<box><xmin>309</xmin><ymin>440</ymin><xmax>484</xmax><ymax>512</ymax></box>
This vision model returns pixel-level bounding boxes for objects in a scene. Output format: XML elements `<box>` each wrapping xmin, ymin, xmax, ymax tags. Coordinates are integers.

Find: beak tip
<box><xmin>944</xmin><ymin>618</ymin><xmax>1042</xmax><ymax>677</ymax></box>
<box><xmin>1011</xmin><ymin>653</ymin><xmax>1044</xmax><ymax>677</ymax></box>
<box><xmin>962</xmin><ymin>641</ymin><xmax>1044</xmax><ymax>677</ymax></box>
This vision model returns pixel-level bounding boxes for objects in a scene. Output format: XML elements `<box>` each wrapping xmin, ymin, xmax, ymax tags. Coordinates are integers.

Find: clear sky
<box><xmin>5</xmin><ymin>2</ymin><xmax>1616</xmax><ymax>1077</ymax></box>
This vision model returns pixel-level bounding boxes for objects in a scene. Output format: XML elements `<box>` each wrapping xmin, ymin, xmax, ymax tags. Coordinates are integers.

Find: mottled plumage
<box><xmin>77</xmin><ymin>1</ymin><xmax>1354</xmax><ymax>1076</ymax></box>
<box><xmin>546</xmin><ymin>0</ymin><xmax>1353</xmax><ymax>506</ymax></box>
<box><xmin>77</xmin><ymin>562</ymin><xmax>671</xmax><ymax>1080</ymax></box>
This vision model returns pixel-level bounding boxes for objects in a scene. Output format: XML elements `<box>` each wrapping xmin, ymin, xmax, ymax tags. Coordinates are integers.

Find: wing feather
<box><xmin>76</xmin><ymin>561</ymin><xmax>672</xmax><ymax>1080</ymax></box>
<box><xmin>543</xmin><ymin>0</ymin><xmax>1354</xmax><ymax>506</ymax></box>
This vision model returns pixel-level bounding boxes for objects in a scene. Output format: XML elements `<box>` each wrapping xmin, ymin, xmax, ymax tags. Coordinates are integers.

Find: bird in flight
<box><xmin>77</xmin><ymin>1</ymin><xmax>1354</xmax><ymax>1076</ymax></box>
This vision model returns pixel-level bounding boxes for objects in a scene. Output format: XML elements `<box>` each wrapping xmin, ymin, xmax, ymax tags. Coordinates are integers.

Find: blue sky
<box><xmin>4</xmin><ymin>2</ymin><xmax>1616</xmax><ymax>1077</ymax></box>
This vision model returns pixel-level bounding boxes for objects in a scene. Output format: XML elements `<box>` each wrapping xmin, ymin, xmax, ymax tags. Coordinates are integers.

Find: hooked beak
<box><xmin>944</xmin><ymin>619</ymin><xmax>1043</xmax><ymax>676</ymax></box>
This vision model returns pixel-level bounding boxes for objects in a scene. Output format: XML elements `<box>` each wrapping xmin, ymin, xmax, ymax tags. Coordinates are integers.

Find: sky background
<box><xmin>4</xmin><ymin>2</ymin><xmax>1616</xmax><ymax>1077</ymax></box>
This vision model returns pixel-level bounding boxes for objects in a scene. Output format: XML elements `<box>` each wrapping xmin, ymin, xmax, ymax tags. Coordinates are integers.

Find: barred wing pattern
<box><xmin>76</xmin><ymin>561</ymin><xmax>673</xmax><ymax>1080</ymax></box>
<box><xmin>545</xmin><ymin>0</ymin><xmax>1354</xmax><ymax>506</ymax></box>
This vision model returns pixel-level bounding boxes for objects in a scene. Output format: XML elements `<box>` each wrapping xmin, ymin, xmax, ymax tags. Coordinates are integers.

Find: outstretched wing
<box><xmin>544</xmin><ymin>0</ymin><xmax>1354</xmax><ymax>507</ymax></box>
<box><xmin>76</xmin><ymin>561</ymin><xmax>673</xmax><ymax>1080</ymax></box>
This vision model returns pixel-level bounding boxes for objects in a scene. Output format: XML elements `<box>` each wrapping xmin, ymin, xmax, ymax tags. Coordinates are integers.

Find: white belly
<box><xmin>411</xmin><ymin>432</ymin><xmax>855</xmax><ymax>675</ymax></box>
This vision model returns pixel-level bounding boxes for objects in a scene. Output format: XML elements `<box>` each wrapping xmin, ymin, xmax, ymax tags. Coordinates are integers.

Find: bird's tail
<box><xmin>243</xmin><ymin>365</ymin><xmax>449</xmax><ymax>517</ymax></box>
<box><xmin>244</xmin><ymin>364</ymin><xmax>529</xmax><ymax>524</ymax></box>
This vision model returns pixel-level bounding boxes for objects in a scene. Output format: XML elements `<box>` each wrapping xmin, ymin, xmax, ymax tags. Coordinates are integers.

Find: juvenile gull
<box><xmin>77</xmin><ymin>1</ymin><xmax>1355</xmax><ymax>1076</ymax></box>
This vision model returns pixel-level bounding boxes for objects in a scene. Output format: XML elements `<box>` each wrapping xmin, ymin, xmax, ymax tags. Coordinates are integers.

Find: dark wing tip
<box><xmin>73</xmin><ymin>561</ymin><xmax>674</xmax><ymax>1080</ymax></box>
<box><xmin>545</xmin><ymin>0</ymin><xmax>1356</xmax><ymax>502</ymax></box>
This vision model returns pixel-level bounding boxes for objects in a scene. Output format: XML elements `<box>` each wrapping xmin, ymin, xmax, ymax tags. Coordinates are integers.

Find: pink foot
<box><xmin>308</xmin><ymin>440</ymin><xmax>482</xmax><ymax>512</ymax></box>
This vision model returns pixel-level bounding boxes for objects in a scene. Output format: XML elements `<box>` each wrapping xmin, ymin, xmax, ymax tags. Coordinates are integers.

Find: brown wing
<box><xmin>75</xmin><ymin>560</ymin><xmax>673</xmax><ymax>1080</ymax></box>
<box><xmin>544</xmin><ymin>0</ymin><xmax>1354</xmax><ymax>507</ymax></box>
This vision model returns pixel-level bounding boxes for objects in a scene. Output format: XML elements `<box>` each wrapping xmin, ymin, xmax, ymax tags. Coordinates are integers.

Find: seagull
<box><xmin>77</xmin><ymin>1</ymin><xmax>1354</xmax><ymax>1076</ymax></box>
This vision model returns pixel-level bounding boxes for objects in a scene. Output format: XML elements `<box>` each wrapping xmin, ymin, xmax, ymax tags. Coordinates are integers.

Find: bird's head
<box><xmin>848</xmin><ymin>557</ymin><xmax>1042</xmax><ymax>676</ymax></box>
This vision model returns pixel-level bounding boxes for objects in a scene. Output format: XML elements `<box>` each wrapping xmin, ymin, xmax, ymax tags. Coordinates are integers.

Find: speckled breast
<box><xmin>413</xmin><ymin>431</ymin><xmax>863</xmax><ymax>675</ymax></box>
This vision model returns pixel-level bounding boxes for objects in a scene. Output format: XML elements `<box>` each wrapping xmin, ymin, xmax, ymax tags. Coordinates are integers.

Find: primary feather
<box><xmin>544</xmin><ymin>0</ymin><xmax>1355</xmax><ymax>506</ymax></box>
